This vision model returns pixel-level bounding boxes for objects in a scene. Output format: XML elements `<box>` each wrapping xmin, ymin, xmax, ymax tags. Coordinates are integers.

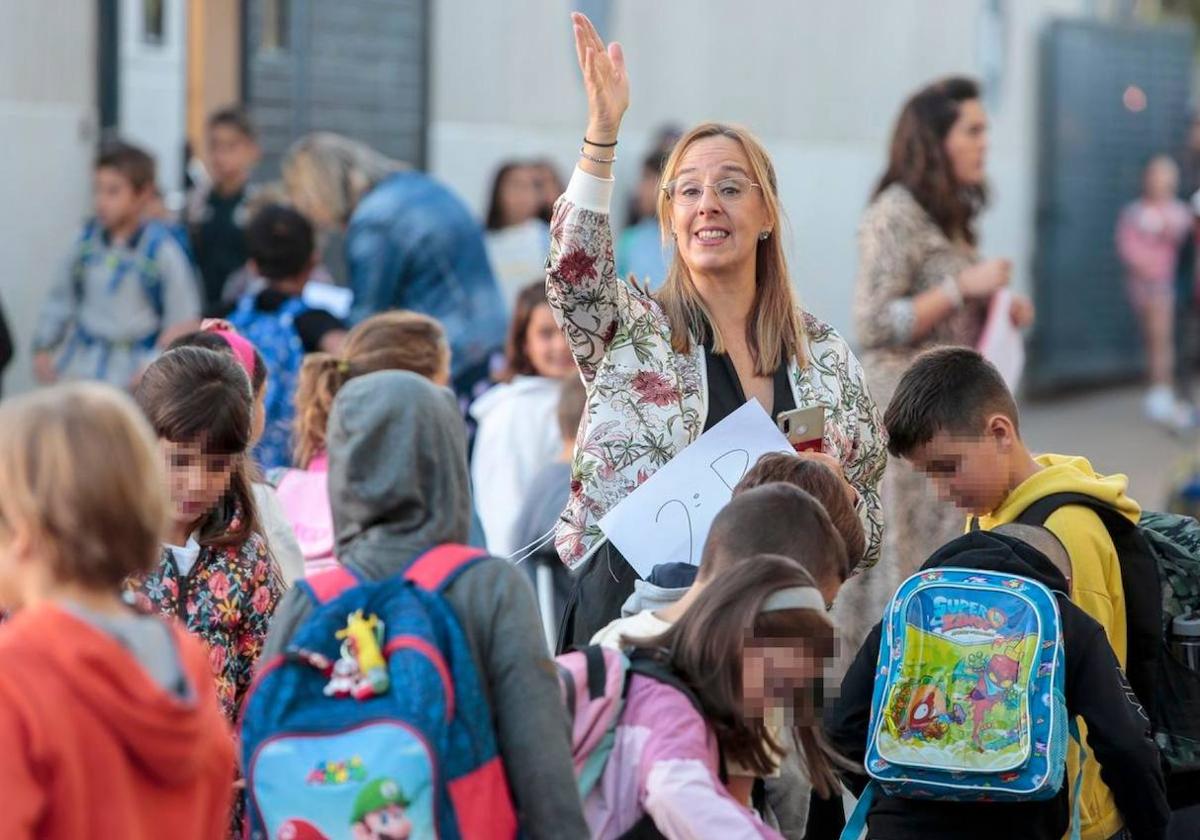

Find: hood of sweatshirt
<box><xmin>921</xmin><ymin>529</ymin><xmax>1070</xmax><ymax>594</ymax></box>
<box><xmin>327</xmin><ymin>371</ymin><xmax>471</xmax><ymax>579</ymax></box>
<box><xmin>0</xmin><ymin>604</ymin><xmax>224</xmax><ymax>786</ymax></box>
<box><xmin>978</xmin><ymin>454</ymin><xmax>1140</xmax><ymax>529</ymax></box>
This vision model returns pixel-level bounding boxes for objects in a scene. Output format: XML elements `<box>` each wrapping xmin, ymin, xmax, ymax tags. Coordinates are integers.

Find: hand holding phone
<box><xmin>776</xmin><ymin>405</ymin><xmax>825</xmax><ymax>453</ymax></box>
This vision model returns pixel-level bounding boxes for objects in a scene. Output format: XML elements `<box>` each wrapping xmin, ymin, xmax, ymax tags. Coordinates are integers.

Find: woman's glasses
<box><xmin>662</xmin><ymin>177</ymin><xmax>762</xmax><ymax>206</ymax></box>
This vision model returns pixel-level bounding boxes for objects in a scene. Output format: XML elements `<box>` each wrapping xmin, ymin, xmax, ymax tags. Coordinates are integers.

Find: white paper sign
<box><xmin>598</xmin><ymin>399</ymin><xmax>796</xmax><ymax>578</ymax></box>
<box><xmin>977</xmin><ymin>288</ymin><xmax>1025</xmax><ymax>393</ymax></box>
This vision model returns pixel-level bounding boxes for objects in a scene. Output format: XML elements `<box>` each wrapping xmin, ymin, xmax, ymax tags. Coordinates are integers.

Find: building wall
<box><xmin>119</xmin><ymin>0</ymin><xmax>188</xmax><ymax>198</ymax></box>
<box><xmin>428</xmin><ymin>0</ymin><xmax>1087</xmax><ymax>341</ymax></box>
<box><xmin>0</xmin><ymin>0</ymin><xmax>96</xmax><ymax>395</ymax></box>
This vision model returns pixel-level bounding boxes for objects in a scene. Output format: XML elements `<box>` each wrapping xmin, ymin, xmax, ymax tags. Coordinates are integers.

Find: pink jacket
<box><xmin>272</xmin><ymin>452</ymin><xmax>337</xmax><ymax>576</ymax></box>
<box><xmin>1115</xmin><ymin>199</ymin><xmax>1191</xmax><ymax>284</ymax></box>
<box><xmin>585</xmin><ymin>674</ymin><xmax>783</xmax><ymax>839</ymax></box>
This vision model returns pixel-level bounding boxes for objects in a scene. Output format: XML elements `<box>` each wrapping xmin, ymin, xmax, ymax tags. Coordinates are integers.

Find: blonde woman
<box><xmin>551</xmin><ymin>14</ymin><xmax>887</xmax><ymax>649</ymax></box>
<box><xmin>282</xmin><ymin>132</ymin><xmax>506</xmax><ymax>399</ymax></box>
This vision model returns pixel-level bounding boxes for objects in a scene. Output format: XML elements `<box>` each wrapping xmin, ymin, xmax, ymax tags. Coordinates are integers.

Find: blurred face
<box><xmin>531</xmin><ymin>164</ymin><xmax>562</xmax><ymax>209</ymax></box>
<box><xmin>94</xmin><ymin>167</ymin><xmax>147</xmax><ymax>232</ymax></box>
<box><xmin>636</xmin><ymin>165</ymin><xmax>660</xmax><ymax>220</ymax></box>
<box><xmin>524</xmin><ymin>304</ymin><xmax>573</xmax><ymax>379</ymax></box>
<box><xmin>666</xmin><ymin>137</ymin><xmax>770</xmax><ymax>279</ymax></box>
<box><xmin>160</xmin><ymin>438</ymin><xmax>237</xmax><ymax>529</ymax></box>
<box><xmin>905</xmin><ymin>419</ymin><xmax>1015</xmax><ymax>515</ymax></box>
<box><xmin>943</xmin><ymin>99</ymin><xmax>989</xmax><ymax>187</ymax></box>
<box><xmin>742</xmin><ymin>636</ymin><xmax>825</xmax><ymax>723</ymax></box>
<box><xmin>1145</xmin><ymin>158</ymin><xmax>1180</xmax><ymax>202</ymax></box>
<box><xmin>497</xmin><ymin>166</ymin><xmax>542</xmax><ymax>227</ymax></box>
<box><xmin>207</xmin><ymin>124</ymin><xmax>260</xmax><ymax>190</ymax></box>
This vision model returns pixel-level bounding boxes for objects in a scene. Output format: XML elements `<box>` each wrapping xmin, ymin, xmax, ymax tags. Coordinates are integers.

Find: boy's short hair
<box><xmin>884</xmin><ymin>346</ymin><xmax>1019</xmax><ymax>458</ymax></box>
<box><xmin>95</xmin><ymin>141</ymin><xmax>156</xmax><ymax>192</ymax></box>
<box><xmin>557</xmin><ymin>374</ymin><xmax>586</xmax><ymax>441</ymax></box>
<box><xmin>699</xmin><ymin>484</ymin><xmax>848</xmax><ymax>588</ymax></box>
<box><xmin>245</xmin><ymin>204</ymin><xmax>316</xmax><ymax>281</ymax></box>
<box><xmin>734</xmin><ymin>453</ymin><xmax>865</xmax><ymax>573</ymax></box>
<box><xmin>207</xmin><ymin>106</ymin><xmax>258</xmax><ymax>142</ymax></box>
<box><xmin>0</xmin><ymin>384</ymin><xmax>168</xmax><ymax>589</ymax></box>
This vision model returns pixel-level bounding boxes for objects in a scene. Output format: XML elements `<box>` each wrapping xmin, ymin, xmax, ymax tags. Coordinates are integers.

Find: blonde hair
<box><xmin>293</xmin><ymin>311</ymin><xmax>451</xmax><ymax>467</ymax></box>
<box><xmin>655</xmin><ymin>123</ymin><xmax>806</xmax><ymax>374</ymax></box>
<box><xmin>282</xmin><ymin>132</ymin><xmax>404</xmax><ymax>226</ymax></box>
<box><xmin>0</xmin><ymin>384</ymin><xmax>168</xmax><ymax>588</ymax></box>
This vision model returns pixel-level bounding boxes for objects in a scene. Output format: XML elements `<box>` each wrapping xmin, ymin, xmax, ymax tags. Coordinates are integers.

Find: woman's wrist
<box><xmin>940</xmin><ymin>275</ymin><xmax>964</xmax><ymax>310</ymax></box>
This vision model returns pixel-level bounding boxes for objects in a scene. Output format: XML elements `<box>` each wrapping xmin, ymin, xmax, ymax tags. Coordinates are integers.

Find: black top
<box><xmin>253</xmin><ymin>289</ymin><xmax>345</xmax><ymax>354</ymax></box>
<box><xmin>191</xmin><ymin>186</ymin><xmax>248</xmax><ymax>314</ymax></box>
<box><xmin>0</xmin><ymin>294</ymin><xmax>11</xmax><ymax>395</ymax></box>
<box><xmin>702</xmin><ymin>339</ymin><xmax>795</xmax><ymax>432</ymax></box>
<box><xmin>821</xmin><ymin>531</ymin><xmax>1170</xmax><ymax>840</ymax></box>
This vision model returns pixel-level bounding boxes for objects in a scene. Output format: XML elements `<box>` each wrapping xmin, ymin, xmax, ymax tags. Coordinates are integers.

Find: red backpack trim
<box><xmin>405</xmin><ymin>544</ymin><xmax>488</xmax><ymax>592</ymax></box>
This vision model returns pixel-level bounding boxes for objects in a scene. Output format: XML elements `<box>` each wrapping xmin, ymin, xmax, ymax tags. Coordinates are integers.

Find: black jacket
<box><xmin>823</xmin><ymin>530</ymin><xmax>1168</xmax><ymax>840</ymax></box>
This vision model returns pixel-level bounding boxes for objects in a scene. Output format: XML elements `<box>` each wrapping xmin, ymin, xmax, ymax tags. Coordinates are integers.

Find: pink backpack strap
<box><xmin>301</xmin><ymin>565</ymin><xmax>361</xmax><ymax>605</ymax></box>
<box><xmin>405</xmin><ymin>544</ymin><xmax>488</xmax><ymax>592</ymax></box>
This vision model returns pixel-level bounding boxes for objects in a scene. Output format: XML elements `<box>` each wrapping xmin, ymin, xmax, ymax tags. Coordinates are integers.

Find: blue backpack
<box><xmin>842</xmin><ymin>568</ymin><xmax>1084</xmax><ymax>840</ymax></box>
<box><xmin>239</xmin><ymin>545</ymin><xmax>518</xmax><ymax>840</ymax></box>
<box><xmin>229</xmin><ymin>294</ymin><xmax>308</xmax><ymax>469</ymax></box>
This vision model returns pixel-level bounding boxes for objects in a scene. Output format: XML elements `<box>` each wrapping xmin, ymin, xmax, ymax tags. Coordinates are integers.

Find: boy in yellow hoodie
<box><xmin>883</xmin><ymin>346</ymin><xmax>1153</xmax><ymax>840</ymax></box>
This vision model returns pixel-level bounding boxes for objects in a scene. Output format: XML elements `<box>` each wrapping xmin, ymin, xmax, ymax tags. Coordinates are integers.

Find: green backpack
<box><xmin>1015</xmin><ymin>495</ymin><xmax>1200</xmax><ymax>778</ymax></box>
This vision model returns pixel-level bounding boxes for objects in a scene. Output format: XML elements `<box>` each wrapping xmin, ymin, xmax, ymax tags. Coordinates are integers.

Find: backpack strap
<box><xmin>405</xmin><ymin>544</ymin><xmax>489</xmax><ymax>593</ymax></box>
<box><xmin>298</xmin><ymin>565</ymin><xmax>362</xmax><ymax>605</ymax></box>
<box><xmin>1014</xmin><ymin>492</ymin><xmax>1136</xmax><ymax>533</ymax></box>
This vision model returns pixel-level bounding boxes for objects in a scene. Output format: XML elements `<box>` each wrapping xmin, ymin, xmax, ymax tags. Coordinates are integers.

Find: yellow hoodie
<box><xmin>973</xmin><ymin>454</ymin><xmax>1141</xmax><ymax>840</ymax></box>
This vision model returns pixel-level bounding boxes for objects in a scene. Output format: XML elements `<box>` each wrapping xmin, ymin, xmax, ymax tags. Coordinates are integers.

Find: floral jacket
<box><xmin>547</xmin><ymin>168</ymin><xmax>887</xmax><ymax>571</ymax></box>
<box><xmin>129</xmin><ymin>531</ymin><xmax>282</xmax><ymax>723</ymax></box>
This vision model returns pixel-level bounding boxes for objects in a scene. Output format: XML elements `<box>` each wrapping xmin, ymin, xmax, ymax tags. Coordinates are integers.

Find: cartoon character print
<box><xmin>966</xmin><ymin>653</ymin><xmax>1021</xmax><ymax>750</ymax></box>
<box><xmin>351</xmin><ymin>778</ymin><xmax>412</xmax><ymax>840</ymax></box>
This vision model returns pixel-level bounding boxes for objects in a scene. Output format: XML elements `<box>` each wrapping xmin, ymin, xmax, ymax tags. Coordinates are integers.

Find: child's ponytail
<box><xmin>292</xmin><ymin>353</ymin><xmax>346</xmax><ymax>468</ymax></box>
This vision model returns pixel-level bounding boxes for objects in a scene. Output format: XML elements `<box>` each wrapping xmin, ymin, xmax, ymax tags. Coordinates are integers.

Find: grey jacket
<box><xmin>261</xmin><ymin>372</ymin><xmax>587</xmax><ymax>839</ymax></box>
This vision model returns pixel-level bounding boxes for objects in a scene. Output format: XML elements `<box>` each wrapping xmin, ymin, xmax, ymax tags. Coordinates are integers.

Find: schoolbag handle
<box><xmin>405</xmin><ymin>544</ymin><xmax>489</xmax><ymax>592</ymax></box>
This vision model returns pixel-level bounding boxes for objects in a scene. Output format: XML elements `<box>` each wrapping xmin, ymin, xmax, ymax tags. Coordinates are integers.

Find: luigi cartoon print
<box><xmin>350</xmin><ymin>778</ymin><xmax>412</xmax><ymax>840</ymax></box>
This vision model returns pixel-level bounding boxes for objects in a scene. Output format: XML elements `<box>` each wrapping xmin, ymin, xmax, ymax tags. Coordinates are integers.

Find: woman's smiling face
<box><xmin>666</xmin><ymin>136</ymin><xmax>770</xmax><ymax>278</ymax></box>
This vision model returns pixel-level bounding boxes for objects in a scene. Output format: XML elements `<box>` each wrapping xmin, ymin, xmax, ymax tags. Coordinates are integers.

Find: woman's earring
<box><xmin>671</xmin><ymin>230</ymin><xmax>677</xmax><ymax>240</ymax></box>
<box><xmin>759</xmin><ymin>230</ymin><xmax>771</xmax><ymax>241</ymax></box>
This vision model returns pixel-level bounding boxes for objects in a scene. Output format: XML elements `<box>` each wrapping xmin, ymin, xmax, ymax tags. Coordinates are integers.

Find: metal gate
<box><xmin>1029</xmin><ymin>18</ymin><xmax>1193</xmax><ymax>393</ymax></box>
<box><xmin>242</xmin><ymin>0</ymin><xmax>429</xmax><ymax>180</ymax></box>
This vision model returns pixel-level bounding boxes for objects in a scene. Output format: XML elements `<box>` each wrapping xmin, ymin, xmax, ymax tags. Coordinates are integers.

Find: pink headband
<box><xmin>206</xmin><ymin>325</ymin><xmax>258</xmax><ymax>381</ymax></box>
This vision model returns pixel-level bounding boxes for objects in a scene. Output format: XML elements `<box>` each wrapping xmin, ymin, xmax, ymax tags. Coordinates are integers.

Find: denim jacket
<box><xmin>346</xmin><ymin>172</ymin><xmax>508</xmax><ymax>391</ymax></box>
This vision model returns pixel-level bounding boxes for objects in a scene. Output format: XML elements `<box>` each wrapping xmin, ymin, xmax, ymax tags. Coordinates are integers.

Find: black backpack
<box><xmin>1013</xmin><ymin>493</ymin><xmax>1200</xmax><ymax>788</ymax></box>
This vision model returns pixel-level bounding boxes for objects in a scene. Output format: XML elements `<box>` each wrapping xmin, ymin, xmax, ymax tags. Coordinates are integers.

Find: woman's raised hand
<box><xmin>572</xmin><ymin>12</ymin><xmax>629</xmax><ymax>144</ymax></box>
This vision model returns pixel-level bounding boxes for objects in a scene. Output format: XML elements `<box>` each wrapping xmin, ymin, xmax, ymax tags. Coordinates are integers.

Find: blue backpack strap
<box><xmin>1067</xmin><ymin>717</ymin><xmax>1086</xmax><ymax>840</ymax></box>
<box><xmin>840</xmin><ymin>780</ymin><xmax>876</xmax><ymax>840</ymax></box>
<box><xmin>279</xmin><ymin>295</ymin><xmax>310</xmax><ymax>320</ymax></box>
<box><xmin>405</xmin><ymin>544</ymin><xmax>489</xmax><ymax>593</ymax></box>
<box><xmin>136</xmin><ymin>223</ymin><xmax>167</xmax><ymax>326</ymax></box>
<box><xmin>71</xmin><ymin>219</ymin><xmax>101</xmax><ymax>303</ymax></box>
<box><xmin>297</xmin><ymin>564</ymin><xmax>362</xmax><ymax>605</ymax></box>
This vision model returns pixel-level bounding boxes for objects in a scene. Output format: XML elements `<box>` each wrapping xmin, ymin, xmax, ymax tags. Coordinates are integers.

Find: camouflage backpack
<box><xmin>1016</xmin><ymin>495</ymin><xmax>1200</xmax><ymax>776</ymax></box>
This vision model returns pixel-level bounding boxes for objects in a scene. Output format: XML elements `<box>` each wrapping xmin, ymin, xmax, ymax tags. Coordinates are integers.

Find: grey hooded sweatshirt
<box><xmin>261</xmin><ymin>371</ymin><xmax>587</xmax><ymax>839</ymax></box>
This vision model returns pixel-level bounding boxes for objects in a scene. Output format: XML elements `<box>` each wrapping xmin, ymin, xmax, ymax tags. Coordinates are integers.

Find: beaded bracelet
<box><xmin>579</xmin><ymin>146</ymin><xmax>617</xmax><ymax>165</ymax></box>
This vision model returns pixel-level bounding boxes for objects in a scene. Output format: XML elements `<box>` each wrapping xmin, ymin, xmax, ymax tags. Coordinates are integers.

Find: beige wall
<box><xmin>0</xmin><ymin>0</ymin><xmax>96</xmax><ymax>394</ymax></box>
<box><xmin>429</xmin><ymin>0</ymin><xmax>1087</xmax><ymax>339</ymax></box>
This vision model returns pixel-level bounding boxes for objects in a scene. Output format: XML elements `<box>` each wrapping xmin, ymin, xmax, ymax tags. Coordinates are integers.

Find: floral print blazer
<box><xmin>130</xmin><ymin>530</ymin><xmax>282</xmax><ymax>722</ymax></box>
<box><xmin>546</xmin><ymin>168</ymin><xmax>887</xmax><ymax>571</ymax></box>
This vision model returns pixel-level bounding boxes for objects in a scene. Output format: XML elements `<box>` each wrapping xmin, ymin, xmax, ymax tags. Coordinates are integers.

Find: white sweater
<box><xmin>469</xmin><ymin>375</ymin><xmax>563</xmax><ymax>557</ymax></box>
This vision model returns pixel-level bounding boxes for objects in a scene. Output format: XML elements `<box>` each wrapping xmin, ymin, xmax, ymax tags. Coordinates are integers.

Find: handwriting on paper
<box><xmin>599</xmin><ymin>401</ymin><xmax>795</xmax><ymax>578</ymax></box>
